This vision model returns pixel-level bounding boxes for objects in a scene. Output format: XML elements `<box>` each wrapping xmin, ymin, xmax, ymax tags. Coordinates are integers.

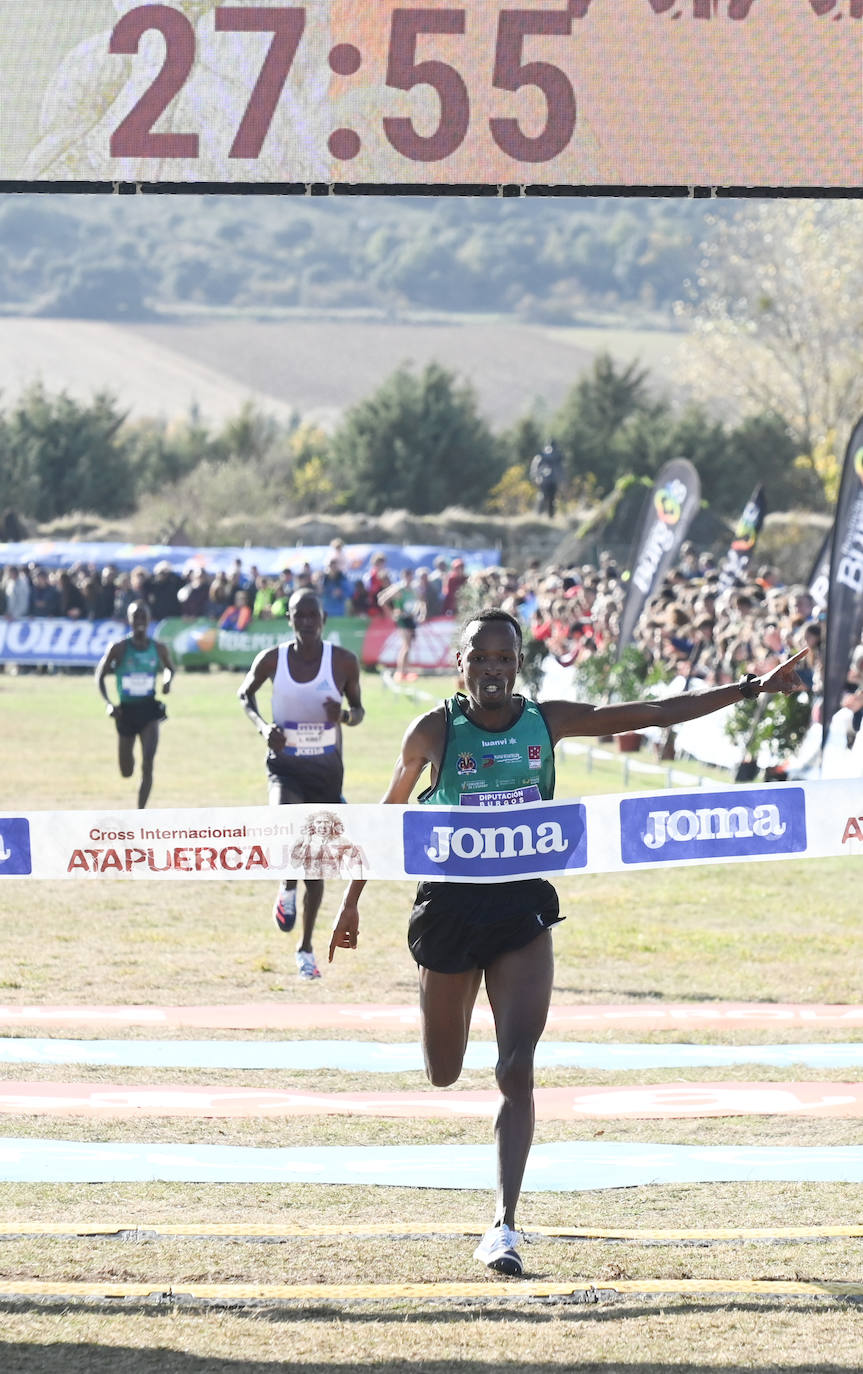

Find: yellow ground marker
<box><xmin>0</xmin><ymin>1279</ymin><xmax>861</xmax><ymax>1302</ymax></box>
<box><xmin>2</xmin><ymin>1221</ymin><xmax>863</xmax><ymax>1242</ymax></box>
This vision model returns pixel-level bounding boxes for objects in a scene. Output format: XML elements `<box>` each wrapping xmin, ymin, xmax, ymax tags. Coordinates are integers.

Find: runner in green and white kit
<box><xmin>330</xmin><ymin>608</ymin><xmax>807</xmax><ymax>1279</ymax></box>
<box><xmin>96</xmin><ymin>601</ymin><xmax>174</xmax><ymax>808</ymax></box>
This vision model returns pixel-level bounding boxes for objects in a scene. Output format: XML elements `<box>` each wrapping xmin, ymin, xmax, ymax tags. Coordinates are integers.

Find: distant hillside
<box><xmin>0</xmin><ymin>315</ymin><xmax>689</xmax><ymax>429</ymax></box>
<box><xmin>0</xmin><ymin>194</ymin><xmax>734</xmax><ymax>323</ymax></box>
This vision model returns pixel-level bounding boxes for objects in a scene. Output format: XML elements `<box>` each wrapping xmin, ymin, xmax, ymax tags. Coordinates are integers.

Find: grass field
<box><xmin>0</xmin><ymin>314</ymin><xmax>687</xmax><ymax>434</ymax></box>
<box><xmin>1</xmin><ymin>668</ymin><xmax>862</xmax><ymax>1372</ymax></box>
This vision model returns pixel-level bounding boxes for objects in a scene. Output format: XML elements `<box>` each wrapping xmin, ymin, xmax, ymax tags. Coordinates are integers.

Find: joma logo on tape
<box><xmin>403</xmin><ymin>804</ymin><xmax>587</xmax><ymax>878</ymax></box>
<box><xmin>620</xmin><ymin>789</ymin><xmax>807</xmax><ymax>865</ymax></box>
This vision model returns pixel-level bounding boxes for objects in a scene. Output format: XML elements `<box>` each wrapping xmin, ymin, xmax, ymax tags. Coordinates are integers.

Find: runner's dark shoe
<box><xmin>272</xmin><ymin>887</ymin><xmax>297</xmax><ymax>933</ymax></box>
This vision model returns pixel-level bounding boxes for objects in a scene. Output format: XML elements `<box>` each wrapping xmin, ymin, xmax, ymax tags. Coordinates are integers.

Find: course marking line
<box><xmin>0</xmin><ymin>1279</ymin><xmax>861</xmax><ymax>1302</ymax></box>
<box><xmin>3</xmin><ymin>1139</ymin><xmax>863</xmax><ymax>1188</ymax></box>
<box><xmin>2</xmin><ymin>1002</ymin><xmax>863</xmax><ymax>1030</ymax></box>
<box><xmin>6</xmin><ymin>1039</ymin><xmax>863</xmax><ymax>1072</ymax></box>
<box><xmin>2</xmin><ymin>1221</ymin><xmax>862</xmax><ymax>1242</ymax></box>
<box><xmin>3</xmin><ymin>1080</ymin><xmax>863</xmax><ymax>1119</ymax></box>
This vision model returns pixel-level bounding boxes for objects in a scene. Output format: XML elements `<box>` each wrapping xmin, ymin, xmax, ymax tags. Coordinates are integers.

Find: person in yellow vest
<box><xmin>330</xmin><ymin>608</ymin><xmax>806</xmax><ymax>1278</ymax></box>
<box><xmin>95</xmin><ymin>601</ymin><xmax>174</xmax><ymax>808</ymax></box>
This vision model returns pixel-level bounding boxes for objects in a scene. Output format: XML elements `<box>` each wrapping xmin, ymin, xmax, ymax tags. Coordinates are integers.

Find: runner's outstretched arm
<box><xmin>541</xmin><ymin>650</ymin><xmax>807</xmax><ymax>745</ymax></box>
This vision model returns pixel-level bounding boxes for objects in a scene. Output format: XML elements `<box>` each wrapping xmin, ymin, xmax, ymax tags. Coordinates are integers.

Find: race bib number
<box><xmin>121</xmin><ymin>673</ymin><xmax>155</xmax><ymax>697</ymax></box>
<box><xmin>460</xmin><ymin>787</ymin><xmax>542</xmax><ymax>807</ymax></box>
<box><xmin>280</xmin><ymin>721</ymin><xmax>337</xmax><ymax>757</ymax></box>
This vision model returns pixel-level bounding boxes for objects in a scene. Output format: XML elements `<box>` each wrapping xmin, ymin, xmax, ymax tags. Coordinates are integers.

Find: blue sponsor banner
<box><xmin>0</xmin><ymin>618</ymin><xmax>124</xmax><ymax>666</ymax></box>
<box><xmin>0</xmin><ymin>819</ymin><xmax>32</xmax><ymax>876</ymax></box>
<box><xmin>620</xmin><ymin>788</ymin><xmax>807</xmax><ymax>866</ymax></box>
<box><xmin>0</xmin><ymin>540</ymin><xmax>498</xmax><ymax>579</ymax></box>
<box><xmin>403</xmin><ymin>803</ymin><xmax>588</xmax><ymax>880</ymax></box>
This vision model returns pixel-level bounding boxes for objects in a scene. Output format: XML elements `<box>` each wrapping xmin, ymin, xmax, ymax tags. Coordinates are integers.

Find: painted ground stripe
<box><xmin>3</xmin><ymin>1222</ymin><xmax>863</xmax><ymax>1241</ymax></box>
<box><xmin>0</xmin><ymin>1280</ymin><xmax>861</xmax><ymax>1302</ymax></box>
<box><xmin>6</xmin><ymin>1039</ymin><xmax>863</xmax><ymax>1072</ymax></box>
<box><xmin>2</xmin><ymin>1002</ymin><xmax>863</xmax><ymax>1030</ymax></box>
<box><xmin>3</xmin><ymin>1080</ymin><xmax>863</xmax><ymax>1119</ymax></box>
<box><xmin>4</xmin><ymin>1139</ymin><xmax>863</xmax><ymax>1187</ymax></box>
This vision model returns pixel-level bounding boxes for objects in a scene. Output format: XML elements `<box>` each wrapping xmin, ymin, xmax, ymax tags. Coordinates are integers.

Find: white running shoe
<box><xmin>473</xmin><ymin>1223</ymin><xmax>523</xmax><ymax>1277</ymax></box>
<box><xmin>296</xmin><ymin>949</ymin><xmax>321</xmax><ymax>980</ymax></box>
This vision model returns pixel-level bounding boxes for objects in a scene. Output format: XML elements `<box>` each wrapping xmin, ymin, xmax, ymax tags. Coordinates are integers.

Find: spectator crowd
<box><xmin>0</xmin><ymin>539</ymin><xmax>468</xmax><ymax>631</ymax></box>
<box><xmin>3</xmin><ymin>538</ymin><xmax>862</xmax><ymax>748</ymax></box>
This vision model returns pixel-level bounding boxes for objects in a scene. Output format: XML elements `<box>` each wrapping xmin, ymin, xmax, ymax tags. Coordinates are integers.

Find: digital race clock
<box><xmin>0</xmin><ymin>1</ymin><xmax>860</xmax><ymax>188</ymax></box>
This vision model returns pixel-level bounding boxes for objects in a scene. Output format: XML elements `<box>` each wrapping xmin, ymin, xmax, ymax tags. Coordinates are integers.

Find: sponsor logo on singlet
<box><xmin>620</xmin><ymin>788</ymin><xmax>806</xmax><ymax>864</ymax></box>
<box><xmin>279</xmin><ymin>722</ymin><xmax>338</xmax><ymax>757</ymax></box>
<box><xmin>456</xmin><ymin>752</ymin><xmax>477</xmax><ymax>776</ymax></box>
<box><xmin>460</xmin><ymin>787</ymin><xmax>541</xmax><ymax>807</ymax></box>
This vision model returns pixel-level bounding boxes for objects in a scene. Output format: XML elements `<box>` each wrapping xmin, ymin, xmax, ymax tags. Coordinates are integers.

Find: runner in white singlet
<box><xmin>238</xmin><ymin>591</ymin><xmax>364</xmax><ymax>980</ymax></box>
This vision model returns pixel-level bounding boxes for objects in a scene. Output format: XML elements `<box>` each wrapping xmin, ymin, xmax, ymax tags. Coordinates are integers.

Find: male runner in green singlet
<box><xmin>96</xmin><ymin>600</ymin><xmax>174</xmax><ymax>808</ymax></box>
<box><xmin>329</xmin><ymin>608</ymin><xmax>806</xmax><ymax>1278</ymax></box>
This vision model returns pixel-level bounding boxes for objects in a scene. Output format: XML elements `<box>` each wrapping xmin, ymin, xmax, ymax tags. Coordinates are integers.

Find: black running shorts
<box><xmin>114</xmin><ymin>698</ymin><xmax>165</xmax><ymax>737</ymax></box>
<box><xmin>267</xmin><ymin>773</ymin><xmax>345</xmax><ymax>807</ymax></box>
<box><xmin>407</xmin><ymin>878</ymin><xmax>562</xmax><ymax>973</ymax></box>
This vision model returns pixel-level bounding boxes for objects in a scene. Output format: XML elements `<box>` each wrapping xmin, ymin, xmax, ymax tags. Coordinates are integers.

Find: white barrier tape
<box><xmin>1</xmin><ymin>780</ymin><xmax>861</xmax><ymax>883</ymax></box>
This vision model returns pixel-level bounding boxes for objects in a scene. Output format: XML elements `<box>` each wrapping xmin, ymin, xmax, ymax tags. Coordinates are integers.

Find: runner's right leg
<box><xmin>137</xmin><ymin>721</ymin><xmax>159</xmax><ymax>808</ymax></box>
<box><xmin>417</xmin><ymin>965</ymin><xmax>483</xmax><ymax>1086</ymax></box>
<box><xmin>269</xmin><ymin>776</ymin><xmax>302</xmax><ymax>932</ymax></box>
<box><xmin>118</xmin><ymin>733</ymin><xmax>135</xmax><ymax>780</ymax></box>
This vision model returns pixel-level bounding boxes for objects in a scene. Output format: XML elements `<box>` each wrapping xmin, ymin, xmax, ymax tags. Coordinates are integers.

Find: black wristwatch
<box><xmin>738</xmin><ymin>673</ymin><xmax>761</xmax><ymax>700</ymax></box>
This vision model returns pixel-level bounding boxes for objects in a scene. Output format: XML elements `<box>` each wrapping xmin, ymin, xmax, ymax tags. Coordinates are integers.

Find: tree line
<box><xmin>0</xmin><ymin>195</ymin><xmax>730</xmax><ymax>322</ymax></box>
<box><xmin>0</xmin><ymin>355</ymin><xmax>826</xmax><ymax>540</ymax></box>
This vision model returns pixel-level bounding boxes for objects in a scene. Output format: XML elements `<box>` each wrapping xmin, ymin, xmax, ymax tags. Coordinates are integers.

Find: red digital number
<box><xmin>490</xmin><ymin>8</ymin><xmax>577</xmax><ymax>163</ymax></box>
<box><xmin>108</xmin><ymin>3</ymin><xmax>581</xmax><ymax>168</ymax></box>
<box><xmin>807</xmin><ymin>0</ymin><xmax>863</xmax><ymax>14</ymax></box>
<box><xmin>648</xmin><ymin>1</ymin><xmax>757</xmax><ymax>13</ymax></box>
<box><xmin>214</xmin><ymin>7</ymin><xmax>306</xmax><ymax>158</ymax></box>
<box><xmin>383</xmin><ymin>9</ymin><xmax>470</xmax><ymax>163</ymax></box>
<box><xmin>109</xmin><ymin>4</ymin><xmax>304</xmax><ymax>161</ymax></box>
<box><xmin>109</xmin><ymin>4</ymin><xmax>198</xmax><ymax>158</ymax></box>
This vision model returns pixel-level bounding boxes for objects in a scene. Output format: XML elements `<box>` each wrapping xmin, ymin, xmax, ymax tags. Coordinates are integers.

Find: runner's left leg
<box><xmin>137</xmin><ymin>721</ymin><xmax>159</xmax><ymax>809</ymax></box>
<box><xmin>298</xmin><ymin>878</ymin><xmax>324</xmax><ymax>954</ymax></box>
<box><xmin>484</xmin><ymin>929</ymin><xmax>554</xmax><ymax>1228</ymax></box>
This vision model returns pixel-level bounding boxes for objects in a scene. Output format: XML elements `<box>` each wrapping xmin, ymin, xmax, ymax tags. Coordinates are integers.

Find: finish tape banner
<box><xmin>1</xmin><ymin>780</ymin><xmax>861</xmax><ymax>883</ymax></box>
<box><xmin>1</xmin><ymin>1</ymin><xmax>861</xmax><ymax>189</ymax></box>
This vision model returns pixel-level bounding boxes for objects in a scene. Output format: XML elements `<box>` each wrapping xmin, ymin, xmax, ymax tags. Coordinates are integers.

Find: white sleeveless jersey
<box><xmin>271</xmin><ymin>642</ymin><xmax>339</xmax><ymax>758</ymax></box>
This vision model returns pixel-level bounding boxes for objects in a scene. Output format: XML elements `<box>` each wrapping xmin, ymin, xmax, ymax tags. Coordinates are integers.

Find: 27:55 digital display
<box><xmin>110</xmin><ymin>4</ymin><xmax>578</xmax><ymax>165</ymax></box>
<box><xmin>4</xmin><ymin>0</ymin><xmax>862</xmax><ymax>187</ymax></box>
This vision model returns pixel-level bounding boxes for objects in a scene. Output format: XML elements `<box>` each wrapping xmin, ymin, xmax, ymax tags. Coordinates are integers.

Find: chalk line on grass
<box><xmin>2</xmin><ymin>1278</ymin><xmax>862</xmax><ymax>1304</ymax></box>
<box><xmin>2</xmin><ymin>1080</ymin><xmax>863</xmax><ymax>1119</ymax></box>
<box><xmin>2</xmin><ymin>1002</ymin><xmax>862</xmax><ymax>1030</ymax></box>
<box><xmin>4</xmin><ymin>1038</ymin><xmax>863</xmax><ymax>1072</ymax></box>
<box><xmin>2</xmin><ymin>1139</ymin><xmax>863</xmax><ymax>1187</ymax></box>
